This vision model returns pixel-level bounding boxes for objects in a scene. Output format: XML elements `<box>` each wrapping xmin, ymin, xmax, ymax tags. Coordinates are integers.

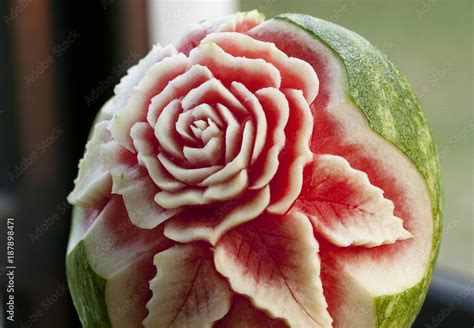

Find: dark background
<box><xmin>0</xmin><ymin>0</ymin><xmax>472</xmax><ymax>327</ymax></box>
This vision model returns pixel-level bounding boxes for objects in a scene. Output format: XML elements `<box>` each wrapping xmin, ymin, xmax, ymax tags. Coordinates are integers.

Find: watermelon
<box><xmin>66</xmin><ymin>10</ymin><xmax>442</xmax><ymax>328</ymax></box>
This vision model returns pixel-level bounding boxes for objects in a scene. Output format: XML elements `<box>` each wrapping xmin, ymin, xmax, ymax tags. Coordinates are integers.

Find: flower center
<box><xmin>175</xmin><ymin>105</ymin><xmax>227</xmax><ymax>167</ymax></box>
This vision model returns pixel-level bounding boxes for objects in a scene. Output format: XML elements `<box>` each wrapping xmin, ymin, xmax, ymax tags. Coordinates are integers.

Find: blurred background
<box><xmin>0</xmin><ymin>0</ymin><xmax>472</xmax><ymax>327</ymax></box>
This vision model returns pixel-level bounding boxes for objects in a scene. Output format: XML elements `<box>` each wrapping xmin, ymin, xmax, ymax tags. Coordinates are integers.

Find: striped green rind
<box><xmin>67</xmin><ymin>216</ymin><xmax>111</xmax><ymax>328</ymax></box>
<box><xmin>275</xmin><ymin>14</ymin><xmax>442</xmax><ymax>327</ymax></box>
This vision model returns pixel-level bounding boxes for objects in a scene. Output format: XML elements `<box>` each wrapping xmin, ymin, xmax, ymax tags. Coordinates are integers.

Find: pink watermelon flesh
<box><xmin>68</xmin><ymin>12</ymin><xmax>435</xmax><ymax>328</ymax></box>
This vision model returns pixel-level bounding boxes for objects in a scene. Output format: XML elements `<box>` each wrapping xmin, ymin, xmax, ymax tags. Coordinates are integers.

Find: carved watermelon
<box><xmin>66</xmin><ymin>11</ymin><xmax>442</xmax><ymax>328</ymax></box>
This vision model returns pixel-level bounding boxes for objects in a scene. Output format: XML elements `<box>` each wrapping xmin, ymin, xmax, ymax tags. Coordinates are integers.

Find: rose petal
<box><xmin>100</xmin><ymin>141</ymin><xmax>141</xmax><ymax>191</ymax></box>
<box><xmin>183</xmin><ymin>136</ymin><xmax>224</xmax><ymax>166</ymax></box>
<box><xmin>181</xmin><ymin>78</ymin><xmax>247</xmax><ymax>118</ymax></box>
<box><xmin>203</xmin><ymin>32</ymin><xmax>319</xmax><ymax>103</ymax></box>
<box><xmin>147</xmin><ymin>64</ymin><xmax>214</xmax><ymax>126</ymax></box>
<box><xmin>217</xmin><ymin>10</ymin><xmax>265</xmax><ymax>33</ymax></box>
<box><xmin>68</xmin><ymin>121</ymin><xmax>112</xmax><ymax>207</ymax></box>
<box><xmin>250</xmin><ymin>88</ymin><xmax>289</xmax><ymax>189</ymax></box>
<box><xmin>216</xmin><ymin>103</ymin><xmax>243</xmax><ymax>162</ymax></box>
<box><xmin>201</xmin><ymin>119</ymin><xmax>221</xmax><ymax>144</ymax></box>
<box><xmin>189</xmin><ymin>42</ymin><xmax>281</xmax><ymax>92</ymax></box>
<box><xmin>155</xmin><ymin>99</ymin><xmax>184</xmax><ymax>159</ymax></box>
<box><xmin>101</xmin><ymin>141</ymin><xmax>176</xmax><ymax>229</ymax></box>
<box><xmin>193</xmin><ymin>119</ymin><xmax>207</xmax><ymax>130</ymax></box>
<box><xmin>177</xmin><ymin>10</ymin><xmax>265</xmax><ymax>55</ymax></box>
<box><xmin>130</xmin><ymin>122</ymin><xmax>156</xmax><ymax>155</ymax></box>
<box><xmin>155</xmin><ymin>188</ymin><xmax>207</xmax><ymax>209</ymax></box>
<box><xmin>203</xmin><ymin>169</ymin><xmax>248</xmax><ymax>201</ymax></box>
<box><xmin>155</xmin><ymin>170</ymin><xmax>248</xmax><ymax>210</ymax></box>
<box><xmin>191</xmin><ymin>103</ymin><xmax>224</xmax><ymax>126</ymax></box>
<box><xmin>267</xmin><ymin>89</ymin><xmax>313</xmax><ymax>214</ymax></box>
<box><xmin>190</xmin><ymin>124</ymin><xmax>203</xmax><ymax>139</ymax></box>
<box><xmin>120</xmin><ymin>178</ymin><xmax>177</xmax><ymax>229</ymax></box>
<box><xmin>110</xmin><ymin>53</ymin><xmax>188</xmax><ymax>149</ymax></box>
<box><xmin>130</xmin><ymin>122</ymin><xmax>185</xmax><ymax>192</ymax></box>
<box><xmin>231</xmin><ymin>82</ymin><xmax>267</xmax><ymax>164</ymax></box>
<box><xmin>114</xmin><ymin>45</ymin><xmax>178</xmax><ymax>111</ymax></box>
<box><xmin>158</xmin><ymin>153</ymin><xmax>222</xmax><ymax>185</ymax></box>
<box><xmin>164</xmin><ymin>186</ymin><xmax>270</xmax><ymax>245</ymax></box>
<box><xmin>141</xmin><ymin>157</ymin><xmax>185</xmax><ymax>193</ymax></box>
<box><xmin>199</xmin><ymin>120</ymin><xmax>254</xmax><ymax>186</ymax></box>
<box><xmin>176</xmin><ymin>111</ymin><xmax>199</xmax><ymax>144</ymax></box>
<box><xmin>96</xmin><ymin>97</ymin><xmax>116</xmax><ymax>123</ymax></box>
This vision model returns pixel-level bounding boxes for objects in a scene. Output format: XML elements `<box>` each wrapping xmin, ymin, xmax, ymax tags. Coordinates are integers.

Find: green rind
<box><xmin>66</xmin><ymin>216</ymin><xmax>111</xmax><ymax>328</ymax></box>
<box><xmin>275</xmin><ymin>14</ymin><xmax>442</xmax><ymax>327</ymax></box>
